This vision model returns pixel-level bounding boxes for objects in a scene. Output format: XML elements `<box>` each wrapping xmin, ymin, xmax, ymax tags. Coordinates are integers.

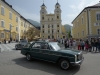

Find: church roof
<box><xmin>41</xmin><ymin>3</ymin><xmax>45</xmax><ymax>6</ymax></box>
<box><xmin>56</xmin><ymin>2</ymin><xmax>60</xmax><ymax>5</ymax></box>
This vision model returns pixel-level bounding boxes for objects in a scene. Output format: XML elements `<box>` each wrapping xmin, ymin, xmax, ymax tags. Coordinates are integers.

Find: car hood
<box><xmin>58</xmin><ymin>49</ymin><xmax>81</xmax><ymax>55</ymax></box>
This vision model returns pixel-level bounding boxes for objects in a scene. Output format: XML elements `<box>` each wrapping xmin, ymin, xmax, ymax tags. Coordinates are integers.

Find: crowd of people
<box><xmin>57</xmin><ymin>38</ymin><xmax>100</xmax><ymax>52</ymax></box>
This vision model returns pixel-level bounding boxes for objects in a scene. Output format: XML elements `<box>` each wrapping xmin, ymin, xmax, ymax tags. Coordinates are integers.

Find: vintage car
<box><xmin>21</xmin><ymin>41</ymin><xmax>84</xmax><ymax>70</ymax></box>
<box><xmin>15</xmin><ymin>39</ymin><xmax>28</xmax><ymax>50</ymax></box>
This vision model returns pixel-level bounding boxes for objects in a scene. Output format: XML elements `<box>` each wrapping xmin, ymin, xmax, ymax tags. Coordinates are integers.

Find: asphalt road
<box><xmin>0</xmin><ymin>50</ymin><xmax>100</xmax><ymax>75</ymax></box>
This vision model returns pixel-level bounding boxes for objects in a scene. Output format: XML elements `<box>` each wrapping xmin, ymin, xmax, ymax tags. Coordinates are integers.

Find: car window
<box><xmin>32</xmin><ymin>42</ymin><xmax>41</xmax><ymax>49</ymax></box>
<box><xmin>24</xmin><ymin>43</ymin><xmax>31</xmax><ymax>48</ymax></box>
<box><xmin>41</xmin><ymin>43</ymin><xmax>49</xmax><ymax>50</ymax></box>
<box><xmin>49</xmin><ymin>45</ymin><xmax>54</xmax><ymax>50</ymax></box>
<box><xmin>49</xmin><ymin>42</ymin><xmax>60</xmax><ymax>51</ymax></box>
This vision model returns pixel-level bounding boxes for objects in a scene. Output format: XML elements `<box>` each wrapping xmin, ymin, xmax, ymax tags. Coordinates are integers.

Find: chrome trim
<box><xmin>70</xmin><ymin>57</ymin><xmax>84</xmax><ymax>64</ymax></box>
<box><xmin>75</xmin><ymin>55</ymin><xmax>77</xmax><ymax>62</ymax></box>
<box><xmin>21</xmin><ymin>50</ymin><xmax>75</xmax><ymax>58</ymax></box>
<box><xmin>78</xmin><ymin>51</ymin><xmax>82</xmax><ymax>55</ymax></box>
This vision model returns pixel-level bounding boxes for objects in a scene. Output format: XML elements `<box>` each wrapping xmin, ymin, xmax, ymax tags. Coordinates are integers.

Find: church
<box><xmin>40</xmin><ymin>1</ymin><xmax>66</xmax><ymax>39</ymax></box>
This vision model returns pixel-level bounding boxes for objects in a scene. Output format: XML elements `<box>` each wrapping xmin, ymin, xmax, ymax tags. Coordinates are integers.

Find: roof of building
<box><xmin>72</xmin><ymin>2</ymin><xmax>100</xmax><ymax>23</ymax></box>
<box><xmin>46</xmin><ymin>14</ymin><xmax>55</xmax><ymax>16</ymax></box>
<box><xmin>90</xmin><ymin>2</ymin><xmax>100</xmax><ymax>7</ymax></box>
<box><xmin>41</xmin><ymin>3</ymin><xmax>45</xmax><ymax>6</ymax></box>
<box><xmin>56</xmin><ymin>2</ymin><xmax>60</xmax><ymax>5</ymax></box>
<box><xmin>1</xmin><ymin>0</ymin><xmax>39</xmax><ymax>29</ymax></box>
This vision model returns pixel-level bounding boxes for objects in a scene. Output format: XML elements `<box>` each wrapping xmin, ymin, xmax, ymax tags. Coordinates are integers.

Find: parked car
<box><xmin>21</xmin><ymin>41</ymin><xmax>84</xmax><ymax>70</ymax></box>
<box><xmin>15</xmin><ymin>39</ymin><xmax>28</xmax><ymax>50</ymax></box>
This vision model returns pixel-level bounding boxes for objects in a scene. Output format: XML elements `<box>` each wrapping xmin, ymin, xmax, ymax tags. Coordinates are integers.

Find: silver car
<box><xmin>15</xmin><ymin>40</ymin><xmax>28</xmax><ymax>50</ymax></box>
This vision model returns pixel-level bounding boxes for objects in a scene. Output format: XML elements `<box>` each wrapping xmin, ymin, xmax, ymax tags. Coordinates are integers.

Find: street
<box><xmin>0</xmin><ymin>47</ymin><xmax>100</xmax><ymax>75</ymax></box>
<box><xmin>0</xmin><ymin>43</ymin><xmax>16</xmax><ymax>52</ymax></box>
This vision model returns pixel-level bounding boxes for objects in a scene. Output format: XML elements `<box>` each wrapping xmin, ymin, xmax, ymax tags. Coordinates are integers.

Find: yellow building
<box><xmin>40</xmin><ymin>2</ymin><xmax>66</xmax><ymax>39</ymax></box>
<box><xmin>0</xmin><ymin>0</ymin><xmax>37</xmax><ymax>42</ymax></box>
<box><xmin>72</xmin><ymin>2</ymin><xmax>100</xmax><ymax>40</ymax></box>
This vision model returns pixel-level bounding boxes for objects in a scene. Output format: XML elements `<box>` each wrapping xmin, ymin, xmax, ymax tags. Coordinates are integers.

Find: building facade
<box><xmin>40</xmin><ymin>2</ymin><xmax>66</xmax><ymax>39</ymax></box>
<box><xmin>72</xmin><ymin>2</ymin><xmax>100</xmax><ymax>40</ymax></box>
<box><xmin>0</xmin><ymin>0</ymin><xmax>37</xmax><ymax>42</ymax></box>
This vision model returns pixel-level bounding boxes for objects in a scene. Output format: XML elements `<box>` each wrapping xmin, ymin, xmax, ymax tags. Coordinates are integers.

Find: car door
<box><xmin>30</xmin><ymin>42</ymin><xmax>42</xmax><ymax>59</ymax></box>
<box><xmin>48</xmin><ymin>44</ymin><xmax>61</xmax><ymax>62</ymax></box>
<box><xmin>39</xmin><ymin>43</ymin><xmax>54</xmax><ymax>61</ymax></box>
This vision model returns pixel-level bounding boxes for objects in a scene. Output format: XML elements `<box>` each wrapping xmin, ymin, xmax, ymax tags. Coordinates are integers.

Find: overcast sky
<box><xmin>6</xmin><ymin>0</ymin><xmax>99</xmax><ymax>25</ymax></box>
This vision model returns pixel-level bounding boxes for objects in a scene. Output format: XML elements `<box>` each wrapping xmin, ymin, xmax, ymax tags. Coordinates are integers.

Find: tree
<box><xmin>67</xmin><ymin>31</ymin><xmax>72</xmax><ymax>38</ymax></box>
<box><xmin>23</xmin><ymin>27</ymin><xmax>40</xmax><ymax>41</ymax></box>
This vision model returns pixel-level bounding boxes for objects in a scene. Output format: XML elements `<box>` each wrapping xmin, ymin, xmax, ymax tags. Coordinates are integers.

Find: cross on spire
<box><xmin>57</xmin><ymin>0</ymin><xmax>58</xmax><ymax>3</ymax></box>
<box><xmin>43</xmin><ymin>0</ymin><xmax>44</xmax><ymax>3</ymax></box>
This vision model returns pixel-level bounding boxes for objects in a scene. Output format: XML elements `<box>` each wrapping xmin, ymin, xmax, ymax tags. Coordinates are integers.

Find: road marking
<box><xmin>2</xmin><ymin>44</ymin><xmax>11</xmax><ymax>51</ymax></box>
<box><xmin>6</xmin><ymin>44</ymin><xmax>15</xmax><ymax>49</ymax></box>
<box><xmin>0</xmin><ymin>44</ymin><xmax>4</xmax><ymax>52</ymax></box>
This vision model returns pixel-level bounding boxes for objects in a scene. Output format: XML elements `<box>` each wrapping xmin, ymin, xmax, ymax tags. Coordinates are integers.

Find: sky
<box><xmin>6</xmin><ymin>0</ymin><xmax>100</xmax><ymax>26</ymax></box>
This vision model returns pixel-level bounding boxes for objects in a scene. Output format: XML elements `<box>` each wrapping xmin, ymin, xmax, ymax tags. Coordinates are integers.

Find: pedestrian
<box><xmin>4</xmin><ymin>39</ymin><xmax>6</xmax><ymax>44</ymax></box>
<box><xmin>67</xmin><ymin>40</ymin><xmax>69</xmax><ymax>48</ymax></box>
<box><xmin>85</xmin><ymin>43</ymin><xmax>89</xmax><ymax>51</ymax></box>
<box><xmin>98</xmin><ymin>38</ymin><xmax>100</xmax><ymax>52</ymax></box>
<box><xmin>91</xmin><ymin>38</ymin><xmax>95</xmax><ymax>52</ymax></box>
<box><xmin>64</xmin><ymin>39</ymin><xmax>67</xmax><ymax>48</ymax></box>
<box><xmin>88</xmin><ymin>43</ymin><xmax>92</xmax><ymax>52</ymax></box>
<box><xmin>76</xmin><ymin>39</ymin><xmax>81</xmax><ymax>50</ymax></box>
<box><xmin>80</xmin><ymin>40</ymin><xmax>85</xmax><ymax>51</ymax></box>
<box><xmin>73</xmin><ymin>40</ymin><xmax>76</xmax><ymax>49</ymax></box>
<box><xmin>95</xmin><ymin>39</ymin><xmax>99</xmax><ymax>52</ymax></box>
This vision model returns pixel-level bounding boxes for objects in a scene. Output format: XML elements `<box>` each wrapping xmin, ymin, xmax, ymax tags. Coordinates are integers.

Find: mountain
<box><xmin>27</xmin><ymin>19</ymin><xmax>40</xmax><ymax>27</ymax></box>
<box><xmin>64</xmin><ymin>24</ymin><xmax>72</xmax><ymax>32</ymax></box>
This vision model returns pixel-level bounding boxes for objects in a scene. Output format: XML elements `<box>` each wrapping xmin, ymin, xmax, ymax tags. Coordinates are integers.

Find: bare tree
<box><xmin>23</xmin><ymin>27</ymin><xmax>40</xmax><ymax>41</ymax></box>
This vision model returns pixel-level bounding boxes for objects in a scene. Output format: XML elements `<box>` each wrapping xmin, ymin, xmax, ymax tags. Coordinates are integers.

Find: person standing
<box><xmin>64</xmin><ymin>39</ymin><xmax>67</xmax><ymax>48</ymax></box>
<box><xmin>77</xmin><ymin>39</ymin><xmax>81</xmax><ymax>50</ymax></box>
<box><xmin>81</xmin><ymin>40</ymin><xmax>85</xmax><ymax>51</ymax></box>
<box><xmin>98</xmin><ymin>38</ymin><xmax>100</xmax><ymax>52</ymax></box>
<box><xmin>91</xmin><ymin>38</ymin><xmax>95</xmax><ymax>52</ymax></box>
<box><xmin>95</xmin><ymin>39</ymin><xmax>99</xmax><ymax>52</ymax></box>
<box><xmin>73</xmin><ymin>40</ymin><xmax>76</xmax><ymax>49</ymax></box>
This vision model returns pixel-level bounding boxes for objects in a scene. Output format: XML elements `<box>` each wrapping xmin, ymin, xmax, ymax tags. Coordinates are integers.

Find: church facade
<box><xmin>40</xmin><ymin>2</ymin><xmax>66</xmax><ymax>39</ymax></box>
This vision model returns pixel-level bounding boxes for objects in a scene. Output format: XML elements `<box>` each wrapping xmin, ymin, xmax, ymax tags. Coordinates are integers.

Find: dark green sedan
<box><xmin>21</xmin><ymin>41</ymin><xmax>84</xmax><ymax>70</ymax></box>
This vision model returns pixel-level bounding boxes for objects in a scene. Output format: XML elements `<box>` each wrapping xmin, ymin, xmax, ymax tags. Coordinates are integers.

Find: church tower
<box><xmin>54</xmin><ymin>1</ymin><xmax>62</xmax><ymax>37</ymax></box>
<box><xmin>40</xmin><ymin>1</ymin><xmax>64</xmax><ymax>39</ymax></box>
<box><xmin>40</xmin><ymin>2</ymin><xmax>47</xmax><ymax>21</ymax></box>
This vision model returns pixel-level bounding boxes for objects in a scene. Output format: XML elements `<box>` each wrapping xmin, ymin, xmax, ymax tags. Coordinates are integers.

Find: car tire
<box><xmin>26</xmin><ymin>54</ymin><xmax>32</xmax><ymax>61</ymax></box>
<box><xmin>59</xmin><ymin>58</ymin><xmax>70</xmax><ymax>70</ymax></box>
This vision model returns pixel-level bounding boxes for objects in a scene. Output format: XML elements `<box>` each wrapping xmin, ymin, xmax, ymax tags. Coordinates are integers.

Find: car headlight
<box><xmin>77</xmin><ymin>55</ymin><xmax>80</xmax><ymax>60</ymax></box>
<box><xmin>75</xmin><ymin>55</ymin><xmax>77</xmax><ymax>62</ymax></box>
<box><xmin>77</xmin><ymin>53</ymin><xmax>83</xmax><ymax>61</ymax></box>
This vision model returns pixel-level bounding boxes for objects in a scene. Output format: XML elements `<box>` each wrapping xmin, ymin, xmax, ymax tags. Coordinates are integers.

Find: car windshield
<box><xmin>49</xmin><ymin>42</ymin><xmax>61</xmax><ymax>51</ymax></box>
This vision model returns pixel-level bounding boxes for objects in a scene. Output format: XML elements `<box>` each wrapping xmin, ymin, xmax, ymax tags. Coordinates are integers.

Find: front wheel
<box><xmin>26</xmin><ymin>54</ymin><xmax>32</xmax><ymax>61</ymax></box>
<box><xmin>59</xmin><ymin>59</ymin><xmax>70</xmax><ymax>70</ymax></box>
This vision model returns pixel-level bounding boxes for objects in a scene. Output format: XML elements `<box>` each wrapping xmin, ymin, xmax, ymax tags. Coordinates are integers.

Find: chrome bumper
<box><xmin>70</xmin><ymin>57</ymin><xmax>84</xmax><ymax>66</ymax></box>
